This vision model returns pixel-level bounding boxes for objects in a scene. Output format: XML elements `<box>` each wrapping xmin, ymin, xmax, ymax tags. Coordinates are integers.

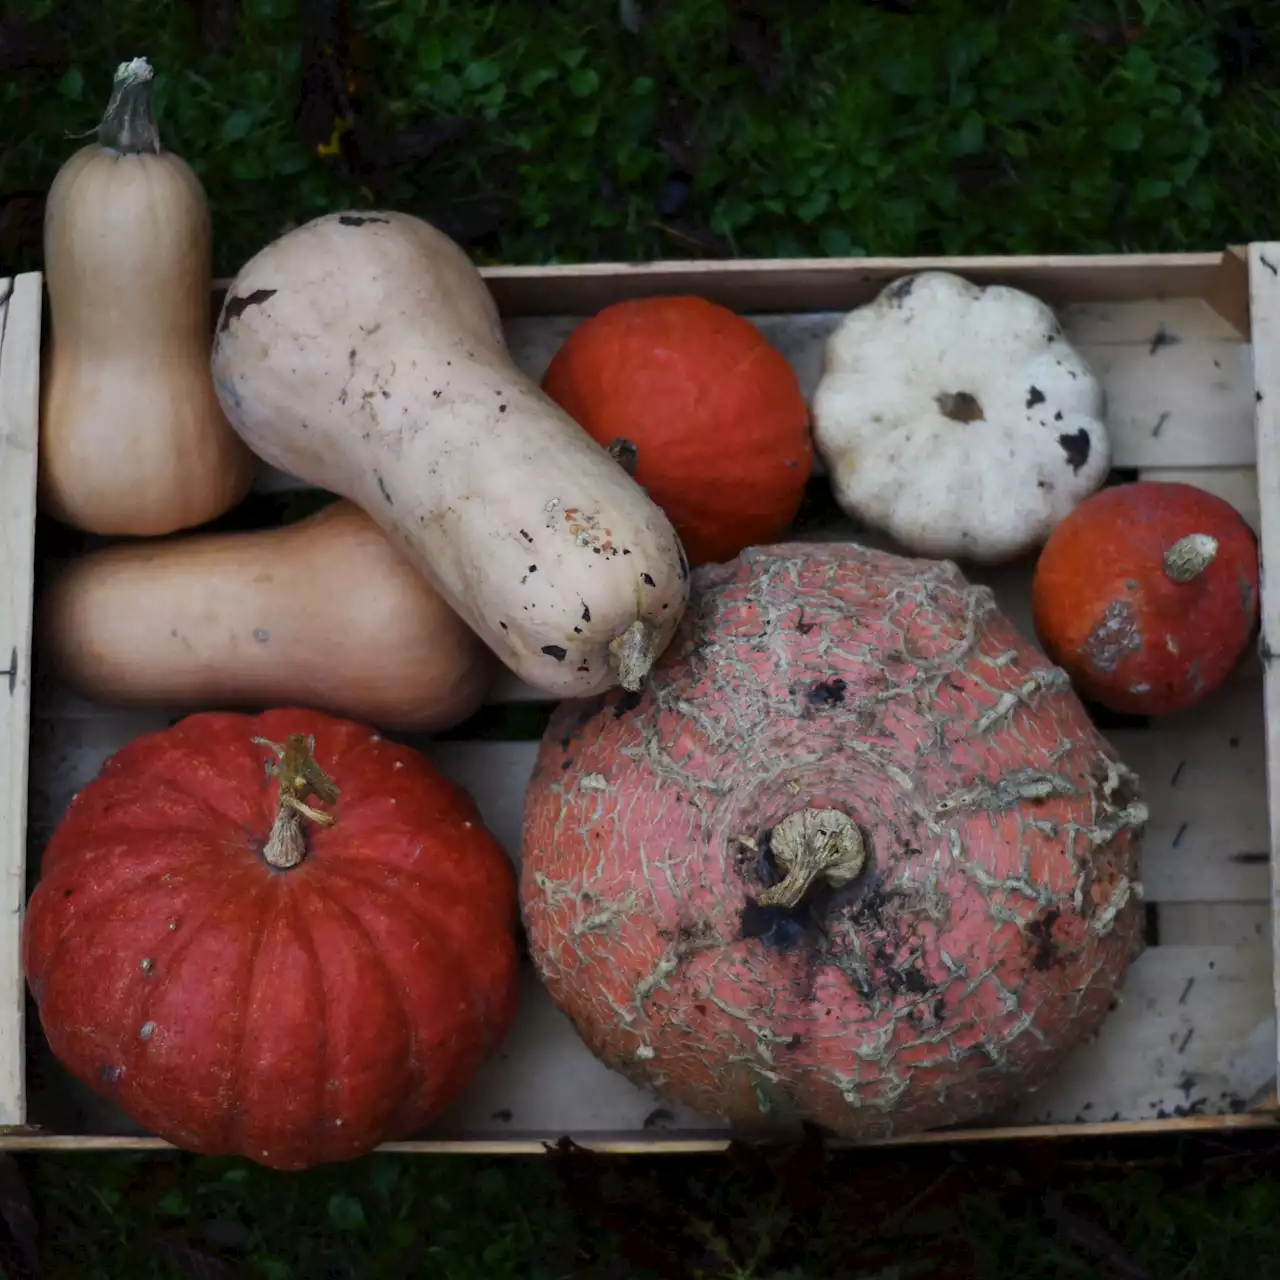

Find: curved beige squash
<box><xmin>38</xmin><ymin>500</ymin><xmax>495</xmax><ymax>732</ymax></box>
<box><xmin>210</xmin><ymin>210</ymin><xmax>689</xmax><ymax>698</ymax></box>
<box><xmin>39</xmin><ymin>57</ymin><xmax>255</xmax><ymax>535</ymax></box>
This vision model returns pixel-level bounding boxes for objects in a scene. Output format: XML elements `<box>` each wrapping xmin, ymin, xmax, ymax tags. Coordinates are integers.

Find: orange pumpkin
<box><xmin>1031</xmin><ymin>481</ymin><xmax>1259</xmax><ymax>715</ymax></box>
<box><xmin>541</xmin><ymin>296</ymin><xmax>812</xmax><ymax>567</ymax></box>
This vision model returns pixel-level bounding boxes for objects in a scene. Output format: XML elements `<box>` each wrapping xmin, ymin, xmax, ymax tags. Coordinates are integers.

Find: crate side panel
<box><xmin>252</xmin><ymin>297</ymin><xmax>1254</xmax><ymax>494</ymax></box>
<box><xmin>0</xmin><ymin>274</ymin><xmax>42</xmax><ymax>1126</ymax></box>
<box><xmin>1248</xmin><ymin>243</ymin><xmax>1280</xmax><ymax>1095</ymax></box>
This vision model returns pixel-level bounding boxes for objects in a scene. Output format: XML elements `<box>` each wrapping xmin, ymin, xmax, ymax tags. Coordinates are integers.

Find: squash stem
<box><xmin>253</xmin><ymin>734</ymin><xmax>340</xmax><ymax>870</ymax></box>
<box><xmin>97</xmin><ymin>56</ymin><xmax>162</xmax><ymax>155</ymax></box>
<box><xmin>1163</xmin><ymin>533</ymin><xmax>1218</xmax><ymax>583</ymax></box>
<box><xmin>756</xmin><ymin>808</ymin><xmax>865</xmax><ymax>909</ymax></box>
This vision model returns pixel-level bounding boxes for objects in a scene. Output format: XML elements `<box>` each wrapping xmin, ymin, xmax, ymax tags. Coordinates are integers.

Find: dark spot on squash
<box><xmin>581</xmin><ymin>602</ymin><xmax>592</xmax><ymax>623</ymax></box>
<box><xmin>1054</xmin><ymin>410</ymin><xmax>1064</xmax><ymax>422</ymax></box>
<box><xmin>527</xmin><ymin>564</ymin><xmax>537</xmax><ymax>574</ymax></box>
<box><xmin>806</xmin><ymin>678</ymin><xmax>847</xmax><ymax>709</ymax></box>
<box><xmin>613</xmin><ymin>689</ymin><xmax>643</xmax><ymax>718</ymax></box>
<box><xmin>337</xmin><ymin>214</ymin><xmax>389</xmax><ymax>226</ymax></box>
<box><xmin>573</xmin><ymin>626</ymin><xmax>583</xmax><ymax>634</ymax></box>
<box><xmin>520</xmin><ymin>529</ymin><xmax>533</xmax><ymax>542</ymax></box>
<box><xmin>541</xmin><ymin>645</ymin><xmax>567</xmax><ymax>662</ymax></box>
<box><xmin>499</xmin><ymin>621</ymin><xmax>508</xmax><ymax>631</ymax></box>
<box><xmin>218</xmin><ymin>288</ymin><xmax>276</xmax><ymax>333</ymax></box>
<box><xmin>499</xmin><ymin>404</ymin><xmax>508</xmax><ymax>413</ymax></box>
<box><xmin>1058</xmin><ymin>429</ymin><xmax>1091</xmax><ymax>472</ymax></box>
<box><xmin>63</xmin><ymin>888</ymin><xmax>72</xmax><ymax>898</ymax></box>
<box><xmin>375</xmin><ymin>472</ymin><xmax>393</xmax><ymax>505</ymax></box>
<box><xmin>936</xmin><ymin>390</ymin><xmax>984</xmax><ymax>423</ymax></box>
<box><xmin>1025</xmin><ymin>386</ymin><xmax>1046</xmax><ymax>409</ymax></box>
<box><xmin>642</xmin><ymin>572</ymin><xmax>656</xmax><ymax>587</ymax></box>
<box><xmin>1027</xmin><ymin>908</ymin><xmax>1062</xmax><ymax>970</ymax></box>
<box><xmin>885</xmin><ymin>275</ymin><xmax>916</xmax><ymax>302</ymax></box>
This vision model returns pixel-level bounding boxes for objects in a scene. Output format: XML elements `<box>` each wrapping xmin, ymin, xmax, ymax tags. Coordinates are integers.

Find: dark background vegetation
<box><xmin>3</xmin><ymin>0</ymin><xmax>1280</xmax><ymax>1275</ymax></box>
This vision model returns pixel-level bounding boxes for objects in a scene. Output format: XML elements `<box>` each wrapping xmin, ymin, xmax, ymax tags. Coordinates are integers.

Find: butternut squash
<box><xmin>210</xmin><ymin>210</ymin><xmax>689</xmax><ymax>699</ymax></box>
<box><xmin>39</xmin><ymin>56</ymin><xmax>255</xmax><ymax>535</ymax></box>
<box><xmin>37</xmin><ymin>500</ymin><xmax>495</xmax><ymax>731</ymax></box>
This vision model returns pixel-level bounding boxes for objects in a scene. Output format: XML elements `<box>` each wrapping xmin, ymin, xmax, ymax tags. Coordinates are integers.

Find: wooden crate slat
<box><xmin>1157</xmin><ymin>903</ymin><xmax>1270</xmax><ymax>948</ymax></box>
<box><xmin>252</xmin><ymin>296</ymin><xmax>1255</xmax><ymax>494</ymax></box>
<box><xmin>1248</xmin><ymin>242</ymin><xmax>1280</xmax><ymax>1105</ymax></box>
<box><xmin>0</xmin><ymin>275</ymin><xmax>40</xmax><ymax>1128</ymax></box>
<box><xmin>27</xmin><ymin>942</ymin><xmax>1274</xmax><ymax>1139</ymax></box>
<box><xmin>27</xmin><ymin>682</ymin><xmax>1269</xmax><ymax>910</ymax></box>
<box><xmin>1011</xmin><ymin>944</ymin><xmax>1275</xmax><ymax>1125</ymax></box>
<box><xmin>1108</xmin><ymin>722</ymin><xmax>1269</xmax><ymax>903</ymax></box>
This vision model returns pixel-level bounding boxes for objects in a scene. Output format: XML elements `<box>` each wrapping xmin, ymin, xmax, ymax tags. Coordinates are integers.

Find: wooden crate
<box><xmin>4</xmin><ymin>246</ymin><xmax>1280</xmax><ymax>1155</ymax></box>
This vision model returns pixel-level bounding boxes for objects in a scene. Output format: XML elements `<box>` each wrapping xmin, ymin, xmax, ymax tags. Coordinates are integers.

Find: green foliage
<box><xmin>2</xmin><ymin>0</ymin><xmax>1277</xmax><ymax>275</ymax></box>
<box><xmin>31</xmin><ymin>1151</ymin><xmax>632</xmax><ymax>1279</ymax></box>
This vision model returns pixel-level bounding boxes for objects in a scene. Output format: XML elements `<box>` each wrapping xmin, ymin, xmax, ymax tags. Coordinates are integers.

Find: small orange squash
<box><xmin>541</xmin><ymin>296</ymin><xmax>812</xmax><ymax>567</ymax></box>
<box><xmin>1031</xmin><ymin>481</ymin><xmax>1259</xmax><ymax>715</ymax></box>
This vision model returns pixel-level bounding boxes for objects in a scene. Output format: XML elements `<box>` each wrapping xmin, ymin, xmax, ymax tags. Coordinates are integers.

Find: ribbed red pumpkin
<box><xmin>541</xmin><ymin>296</ymin><xmax>812</xmax><ymax>567</ymax></box>
<box><xmin>24</xmin><ymin>709</ymin><xmax>520</xmax><ymax>1170</ymax></box>
<box><xmin>521</xmin><ymin>543</ymin><xmax>1146</xmax><ymax>1140</ymax></box>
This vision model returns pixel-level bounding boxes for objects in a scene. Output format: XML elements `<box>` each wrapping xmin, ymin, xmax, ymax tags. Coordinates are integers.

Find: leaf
<box><xmin>948</xmin><ymin>109</ymin><xmax>985</xmax><ymax>157</ymax></box>
<box><xmin>1103</xmin><ymin>118</ymin><xmax>1144</xmax><ymax>152</ymax></box>
<box><xmin>463</xmin><ymin>60</ymin><xmax>501</xmax><ymax>90</ymax></box>
<box><xmin>221</xmin><ymin>109</ymin><xmax>255</xmax><ymax>142</ymax></box>
<box><xmin>568</xmin><ymin>67</ymin><xmax>599</xmax><ymax>98</ymax></box>
<box><xmin>55</xmin><ymin>66</ymin><xmax>84</xmax><ymax>100</ymax></box>
<box><xmin>820</xmin><ymin>226</ymin><xmax>861</xmax><ymax>257</ymax></box>
<box><xmin>0</xmin><ymin>1156</ymin><xmax>37</xmax><ymax>1280</ymax></box>
<box><xmin>327</xmin><ymin>1192</ymin><xmax>366</xmax><ymax>1232</ymax></box>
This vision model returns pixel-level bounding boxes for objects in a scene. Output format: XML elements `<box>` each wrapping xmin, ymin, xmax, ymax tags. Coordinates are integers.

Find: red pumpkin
<box><xmin>24</xmin><ymin>709</ymin><xmax>520</xmax><ymax>1170</ymax></box>
<box><xmin>541</xmin><ymin>295</ymin><xmax>812</xmax><ymax>567</ymax></box>
<box><xmin>521</xmin><ymin>543</ymin><xmax>1145</xmax><ymax>1140</ymax></box>
<box><xmin>1031</xmin><ymin>481</ymin><xmax>1259</xmax><ymax>715</ymax></box>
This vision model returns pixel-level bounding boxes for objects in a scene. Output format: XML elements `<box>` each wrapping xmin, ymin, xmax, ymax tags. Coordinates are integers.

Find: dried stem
<box><xmin>1163</xmin><ymin>533</ymin><xmax>1218</xmax><ymax>583</ymax></box>
<box><xmin>97</xmin><ymin>56</ymin><xmax>161</xmax><ymax>155</ymax></box>
<box><xmin>253</xmin><ymin>734</ymin><xmax>340</xmax><ymax>870</ymax></box>
<box><xmin>757</xmin><ymin>808</ymin><xmax>865</xmax><ymax>909</ymax></box>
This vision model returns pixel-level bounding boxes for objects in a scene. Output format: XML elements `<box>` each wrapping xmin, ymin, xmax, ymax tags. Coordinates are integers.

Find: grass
<box><xmin>1</xmin><ymin>1</ymin><xmax>1278</xmax><ymax>275</ymax></box>
<box><xmin>5</xmin><ymin>1</ymin><xmax>1280</xmax><ymax>1275</ymax></box>
<box><xmin>15</xmin><ymin>1132</ymin><xmax>1280</xmax><ymax>1277</ymax></box>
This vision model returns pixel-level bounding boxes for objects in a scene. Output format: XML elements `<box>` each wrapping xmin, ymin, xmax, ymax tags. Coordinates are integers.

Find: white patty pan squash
<box><xmin>810</xmin><ymin>270</ymin><xmax>1112</xmax><ymax>564</ymax></box>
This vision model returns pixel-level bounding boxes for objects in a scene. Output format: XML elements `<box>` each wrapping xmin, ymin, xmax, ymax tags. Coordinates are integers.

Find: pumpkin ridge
<box><xmin>34</xmin><ymin>854</ymin><xmax>232</xmax><ymax>980</ymax></box>
<box><xmin>313</xmin><ymin>860</ymin><xmax>488</xmax><ymax>1011</ymax></box>
<box><xmin>297</xmin><ymin>873</ymin><xmax>414</xmax><ymax>1143</ymax></box>
<box><xmin>308</xmin><ymin>846</ymin><xmax>510</xmax><ymax>932</ymax></box>
<box><xmin>217</xmin><ymin>875</ymin><xmax>281</xmax><ymax>1155</ymax></box>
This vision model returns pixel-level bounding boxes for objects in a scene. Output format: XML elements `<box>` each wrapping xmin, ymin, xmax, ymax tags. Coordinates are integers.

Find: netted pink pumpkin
<box><xmin>520</xmin><ymin>542</ymin><xmax>1147</xmax><ymax>1139</ymax></box>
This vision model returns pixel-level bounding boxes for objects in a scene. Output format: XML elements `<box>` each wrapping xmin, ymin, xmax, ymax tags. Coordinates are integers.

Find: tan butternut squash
<box><xmin>210</xmin><ymin>210</ymin><xmax>690</xmax><ymax>699</ymax></box>
<box><xmin>39</xmin><ymin>56</ymin><xmax>255</xmax><ymax>535</ymax></box>
<box><xmin>37</xmin><ymin>499</ymin><xmax>495</xmax><ymax>731</ymax></box>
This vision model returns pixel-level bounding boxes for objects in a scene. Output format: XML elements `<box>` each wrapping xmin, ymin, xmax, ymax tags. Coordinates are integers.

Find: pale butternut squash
<box><xmin>210</xmin><ymin>210</ymin><xmax>689</xmax><ymax>699</ymax></box>
<box><xmin>37</xmin><ymin>499</ymin><xmax>495</xmax><ymax>731</ymax></box>
<box><xmin>39</xmin><ymin>56</ymin><xmax>255</xmax><ymax>535</ymax></box>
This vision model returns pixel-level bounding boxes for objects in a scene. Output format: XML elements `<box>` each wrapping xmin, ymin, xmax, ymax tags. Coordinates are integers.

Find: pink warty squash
<box><xmin>521</xmin><ymin>543</ymin><xmax>1147</xmax><ymax>1140</ymax></box>
<box><xmin>24</xmin><ymin>709</ymin><xmax>520</xmax><ymax>1170</ymax></box>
